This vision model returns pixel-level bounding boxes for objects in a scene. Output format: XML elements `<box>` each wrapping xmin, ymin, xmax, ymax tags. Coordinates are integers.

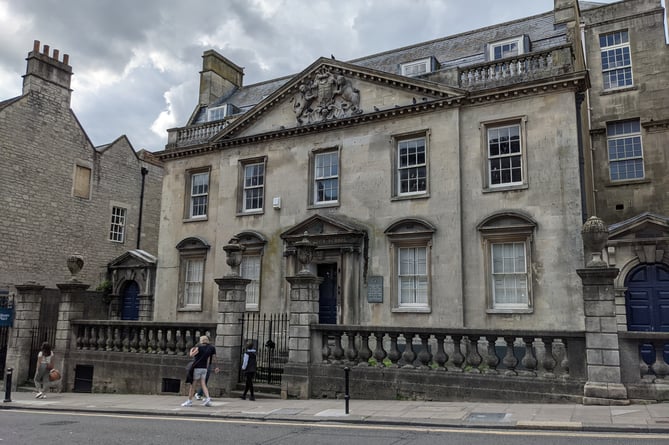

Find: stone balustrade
<box><xmin>71</xmin><ymin>320</ymin><xmax>216</xmax><ymax>356</ymax></box>
<box><xmin>458</xmin><ymin>46</ymin><xmax>572</xmax><ymax>89</ymax></box>
<box><xmin>167</xmin><ymin>120</ymin><xmax>229</xmax><ymax>148</ymax></box>
<box><xmin>619</xmin><ymin>331</ymin><xmax>669</xmax><ymax>381</ymax></box>
<box><xmin>313</xmin><ymin>324</ymin><xmax>586</xmax><ymax>380</ymax></box>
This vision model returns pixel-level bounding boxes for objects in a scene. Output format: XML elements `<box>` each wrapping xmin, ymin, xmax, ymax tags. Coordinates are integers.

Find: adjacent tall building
<box><xmin>0</xmin><ymin>41</ymin><xmax>163</xmax><ymax>296</ymax></box>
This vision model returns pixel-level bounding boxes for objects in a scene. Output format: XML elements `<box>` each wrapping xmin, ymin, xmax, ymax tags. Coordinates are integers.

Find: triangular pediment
<box><xmin>108</xmin><ymin>249</ymin><xmax>157</xmax><ymax>269</ymax></box>
<box><xmin>608</xmin><ymin>212</ymin><xmax>669</xmax><ymax>241</ymax></box>
<box><xmin>281</xmin><ymin>214</ymin><xmax>366</xmax><ymax>242</ymax></box>
<box><xmin>213</xmin><ymin>58</ymin><xmax>465</xmax><ymax>143</ymax></box>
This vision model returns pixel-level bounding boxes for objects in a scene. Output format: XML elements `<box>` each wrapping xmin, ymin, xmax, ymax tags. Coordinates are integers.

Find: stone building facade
<box><xmin>154</xmin><ymin>0</ymin><xmax>600</xmax><ymax>333</ymax></box>
<box><xmin>0</xmin><ymin>41</ymin><xmax>164</xmax><ymax>293</ymax></box>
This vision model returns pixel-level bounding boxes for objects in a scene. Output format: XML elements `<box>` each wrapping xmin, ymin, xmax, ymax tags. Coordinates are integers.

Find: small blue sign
<box><xmin>0</xmin><ymin>307</ymin><xmax>13</xmax><ymax>327</ymax></box>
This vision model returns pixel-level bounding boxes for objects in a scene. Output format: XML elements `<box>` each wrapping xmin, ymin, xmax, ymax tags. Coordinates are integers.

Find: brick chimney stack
<box><xmin>22</xmin><ymin>40</ymin><xmax>73</xmax><ymax>106</ymax></box>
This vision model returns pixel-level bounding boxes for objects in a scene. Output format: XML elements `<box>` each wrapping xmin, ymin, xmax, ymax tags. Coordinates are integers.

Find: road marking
<box><xmin>3</xmin><ymin>409</ymin><xmax>667</xmax><ymax>440</ymax></box>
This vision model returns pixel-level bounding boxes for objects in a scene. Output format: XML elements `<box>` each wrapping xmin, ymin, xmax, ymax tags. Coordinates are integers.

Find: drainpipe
<box><xmin>137</xmin><ymin>167</ymin><xmax>148</xmax><ymax>249</ymax></box>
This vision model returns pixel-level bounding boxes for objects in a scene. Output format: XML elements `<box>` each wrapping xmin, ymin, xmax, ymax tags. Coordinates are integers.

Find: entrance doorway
<box><xmin>318</xmin><ymin>263</ymin><xmax>337</xmax><ymax>324</ymax></box>
<box><xmin>121</xmin><ymin>281</ymin><xmax>140</xmax><ymax>320</ymax></box>
<box><xmin>625</xmin><ymin>263</ymin><xmax>669</xmax><ymax>363</ymax></box>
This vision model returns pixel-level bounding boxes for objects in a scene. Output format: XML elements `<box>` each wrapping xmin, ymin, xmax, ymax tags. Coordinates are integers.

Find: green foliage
<box><xmin>96</xmin><ymin>279</ymin><xmax>112</xmax><ymax>295</ymax></box>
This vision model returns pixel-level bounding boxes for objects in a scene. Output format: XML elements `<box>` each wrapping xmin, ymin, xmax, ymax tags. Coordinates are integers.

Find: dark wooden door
<box><xmin>121</xmin><ymin>281</ymin><xmax>140</xmax><ymax>320</ymax></box>
<box><xmin>318</xmin><ymin>263</ymin><xmax>337</xmax><ymax>324</ymax></box>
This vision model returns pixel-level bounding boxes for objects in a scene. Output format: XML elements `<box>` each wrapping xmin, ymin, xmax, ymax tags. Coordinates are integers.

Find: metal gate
<box><xmin>28</xmin><ymin>289</ymin><xmax>60</xmax><ymax>381</ymax></box>
<box><xmin>238</xmin><ymin>312</ymin><xmax>289</xmax><ymax>385</ymax></box>
<box><xmin>0</xmin><ymin>293</ymin><xmax>14</xmax><ymax>374</ymax></box>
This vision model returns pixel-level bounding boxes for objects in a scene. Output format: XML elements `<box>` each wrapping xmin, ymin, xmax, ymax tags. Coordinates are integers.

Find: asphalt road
<box><xmin>0</xmin><ymin>410</ymin><xmax>666</xmax><ymax>445</ymax></box>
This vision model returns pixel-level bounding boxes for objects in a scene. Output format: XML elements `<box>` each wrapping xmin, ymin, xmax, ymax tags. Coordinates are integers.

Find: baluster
<box><xmin>89</xmin><ymin>327</ymin><xmax>98</xmax><ymax>351</ymax></box>
<box><xmin>175</xmin><ymin>328</ymin><xmax>184</xmax><ymax>355</ymax></box>
<box><xmin>332</xmin><ymin>332</ymin><xmax>344</xmax><ymax>362</ymax></box>
<box><xmin>76</xmin><ymin>325</ymin><xmax>84</xmax><ymax>350</ymax></box>
<box><xmin>651</xmin><ymin>340</ymin><xmax>669</xmax><ymax>380</ymax></box>
<box><xmin>451</xmin><ymin>335</ymin><xmax>465</xmax><ymax>372</ymax></box>
<box><xmin>520</xmin><ymin>337</ymin><xmax>538</xmax><ymax>376</ymax></box>
<box><xmin>372</xmin><ymin>332</ymin><xmax>387</xmax><ymax>367</ymax></box>
<box><xmin>167</xmin><ymin>327</ymin><xmax>177</xmax><ymax>355</ymax></box>
<box><xmin>466</xmin><ymin>335</ymin><xmax>482</xmax><ymax>373</ymax></box>
<box><xmin>122</xmin><ymin>327</ymin><xmax>130</xmax><ymax>352</ymax></box>
<box><xmin>113</xmin><ymin>327</ymin><xmax>122</xmax><ymax>352</ymax></box>
<box><xmin>485</xmin><ymin>335</ymin><xmax>500</xmax><ymax>374</ymax></box>
<box><xmin>560</xmin><ymin>339</ymin><xmax>570</xmax><ymax>377</ymax></box>
<box><xmin>345</xmin><ymin>331</ymin><xmax>358</xmax><ymax>363</ymax></box>
<box><xmin>105</xmin><ymin>326</ymin><xmax>113</xmax><ymax>351</ymax></box>
<box><xmin>401</xmin><ymin>333</ymin><xmax>416</xmax><ymax>368</ymax></box>
<box><xmin>148</xmin><ymin>327</ymin><xmax>157</xmax><ymax>353</ymax></box>
<box><xmin>387</xmin><ymin>333</ymin><xmax>401</xmax><ymax>367</ymax></box>
<box><xmin>417</xmin><ymin>334</ymin><xmax>432</xmax><ymax>369</ymax></box>
<box><xmin>358</xmin><ymin>332</ymin><xmax>372</xmax><ymax>366</ymax></box>
<box><xmin>158</xmin><ymin>329</ymin><xmax>167</xmax><ymax>354</ymax></box>
<box><xmin>502</xmin><ymin>336</ymin><xmax>518</xmax><ymax>376</ymax></box>
<box><xmin>130</xmin><ymin>327</ymin><xmax>139</xmax><ymax>352</ymax></box>
<box><xmin>542</xmin><ymin>337</ymin><xmax>557</xmax><ymax>378</ymax></box>
<box><xmin>433</xmin><ymin>334</ymin><xmax>448</xmax><ymax>371</ymax></box>
<box><xmin>322</xmin><ymin>333</ymin><xmax>332</xmax><ymax>362</ymax></box>
<box><xmin>139</xmin><ymin>327</ymin><xmax>148</xmax><ymax>353</ymax></box>
<box><xmin>82</xmin><ymin>326</ymin><xmax>91</xmax><ymax>350</ymax></box>
<box><xmin>96</xmin><ymin>326</ymin><xmax>106</xmax><ymax>351</ymax></box>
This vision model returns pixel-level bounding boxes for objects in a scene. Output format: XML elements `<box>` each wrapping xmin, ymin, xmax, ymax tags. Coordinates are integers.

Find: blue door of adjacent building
<box><xmin>625</xmin><ymin>263</ymin><xmax>669</xmax><ymax>363</ymax></box>
<box><xmin>121</xmin><ymin>281</ymin><xmax>140</xmax><ymax>321</ymax></box>
<box><xmin>318</xmin><ymin>263</ymin><xmax>337</xmax><ymax>324</ymax></box>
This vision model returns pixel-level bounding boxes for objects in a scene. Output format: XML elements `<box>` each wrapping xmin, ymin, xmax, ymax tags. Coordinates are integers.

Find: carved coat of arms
<box><xmin>292</xmin><ymin>67</ymin><xmax>362</xmax><ymax>125</ymax></box>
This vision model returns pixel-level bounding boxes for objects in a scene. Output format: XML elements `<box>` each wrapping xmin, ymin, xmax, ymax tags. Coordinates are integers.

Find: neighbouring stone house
<box><xmin>0</xmin><ymin>40</ymin><xmax>163</xmax><ymax>306</ymax></box>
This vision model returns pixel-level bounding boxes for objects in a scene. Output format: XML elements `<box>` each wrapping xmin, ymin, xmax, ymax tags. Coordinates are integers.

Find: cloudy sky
<box><xmin>0</xmin><ymin>0</ymin><xmax>632</xmax><ymax>152</ymax></box>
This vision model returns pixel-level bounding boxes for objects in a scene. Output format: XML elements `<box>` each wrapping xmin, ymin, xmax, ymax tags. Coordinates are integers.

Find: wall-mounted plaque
<box><xmin>367</xmin><ymin>276</ymin><xmax>383</xmax><ymax>303</ymax></box>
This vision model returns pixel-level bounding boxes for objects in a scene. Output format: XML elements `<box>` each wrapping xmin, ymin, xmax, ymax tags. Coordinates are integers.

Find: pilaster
<box><xmin>56</xmin><ymin>281</ymin><xmax>89</xmax><ymax>391</ymax></box>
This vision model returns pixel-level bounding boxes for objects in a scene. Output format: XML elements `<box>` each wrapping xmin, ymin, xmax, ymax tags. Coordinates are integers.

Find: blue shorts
<box><xmin>193</xmin><ymin>368</ymin><xmax>208</xmax><ymax>380</ymax></box>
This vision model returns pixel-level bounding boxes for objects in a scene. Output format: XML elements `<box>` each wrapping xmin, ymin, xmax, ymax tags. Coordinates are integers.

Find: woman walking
<box><xmin>34</xmin><ymin>342</ymin><xmax>54</xmax><ymax>399</ymax></box>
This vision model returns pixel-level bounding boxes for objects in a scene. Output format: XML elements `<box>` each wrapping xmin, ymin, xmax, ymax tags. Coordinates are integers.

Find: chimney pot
<box><xmin>33</xmin><ymin>40</ymin><xmax>40</xmax><ymax>52</ymax></box>
<box><xmin>63</xmin><ymin>54</ymin><xmax>69</xmax><ymax>65</ymax></box>
<box><xmin>43</xmin><ymin>44</ymin><xmax>49</xmax><ymax>55</ymax></box>
<box><xmin>53</xmin><ymin>49</ymin><xmax>59</xmax><ymax>61</ymax></box>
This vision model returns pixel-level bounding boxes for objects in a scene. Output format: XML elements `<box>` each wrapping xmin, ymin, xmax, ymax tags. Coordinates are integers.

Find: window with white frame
<box><xmin>599</xmin><ymin>30</ymin><xmax>633</xmax><ymax>90</ymax></box>
<box><xmin>207</xmin><ymin>105</ymin><xmax>227</xmax><ymax>122</ymax></box>
<box><xmin>607</xmin><ymin>119</ymin><xmax>644</xmax><ymax>181</ymax></box>
<box><xmin>241</xmin><ymin>159</ymin><xmax>265</xmax><ymax>213</ymax></box>
<box><xmin>236</xmin><ymin>231</ymin><xmax>267</xmax><ymax>311</ymax></box>
<box><xmin>478</xmin><ymin>212</ymin><xmax>535</xmax><ymax>312</ymax></box>
<box><xmin>395</xmin><ymin>135</ymin><xmax>428</xmax><ymax>197</ymax></box>
<box><xmin>241</xmin><ymin>255</ymin><xmax>261</xmax><ymax>309</ymax></box>
<box><xmin>109</xmin><ymin>206</ymin><xmax>127</xmax><ymax>243</ymax></box>
<box><xmin>312</xmin><ymin>149</ymin><xmax>339</xmax><ymax>205</ymax></box>
<box><xmin>176</xmin><ymin>237</ymin><xmax>210</xmax><ymax>311</ymax></box>
<box><xmin>488</xmin><ymin>124</ymin><xmax>522</xmax><ymax>187</ymax></box>
<box><xmin>385</xmin><ymin>218</ymin><xmax>435</xmax><ymax>312</ymax></box>
<box><xmin>489</xmin><ymin>37</ymin><xmax>525</xmax><ymax>60</ymax></box>
<box><xmin>188</xmin><ymin>170</ymin><xmax>209</xmax><ymax>219</ymax></box>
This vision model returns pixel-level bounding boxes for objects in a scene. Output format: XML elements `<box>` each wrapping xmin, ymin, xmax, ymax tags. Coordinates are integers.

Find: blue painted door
<box><xmin>121</xmin><ymin>281</ymin><xmax>140</xmax><ymax>321</ymax></box>
<box><xmin>318</xmin><ymin>264</ymin><xmax>337</xmax><ymax>324</ymax></box>
<box><xmin>625</xmin><ymin>264</ymin><xmax>669</xmax><ymax>363</ymax></box>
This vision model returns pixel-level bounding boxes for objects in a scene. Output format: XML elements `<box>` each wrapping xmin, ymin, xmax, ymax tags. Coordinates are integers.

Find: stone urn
<box><xmin>222</xmin><ymin>237</ymin><xmax>245</xmax><ymax>277</ymax></box>
<box><xmin>67</xmin><ymin>254</ymin><xmax>84</xmax><ymax>281</ymax></box>
<box><xmin>581</xmin><ymin>216</ymin><xmax>609</xmax><ymax>267</ymax></box>
<box><xmin>294</xmin><ymin>233</ymin><xmax>317</xmax><ymax>276</ymax></box>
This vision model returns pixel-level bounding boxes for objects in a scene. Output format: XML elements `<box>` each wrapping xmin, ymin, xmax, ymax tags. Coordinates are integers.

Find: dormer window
<box><xmin>206</xmin><ymin>103</ymin><xmax>240</xmax><ymax>122</ymax></box>
<box><xmin>400</xmin><ymin>57</ymin><xmax>435</xmax><ymax>77</ymax></box>
<box><xmin>488</xmin><ymin>36</ymin><xmax>528</xmax><ymax>60</ymax></box>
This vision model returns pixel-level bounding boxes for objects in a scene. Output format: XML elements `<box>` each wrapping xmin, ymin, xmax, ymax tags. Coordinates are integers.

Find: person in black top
<box><xmin>181</xmin><ymin>335</ymin><xmax>219</xmax><ymax>407</ymax></box>
<box><xmin>240</xmin><ymin>340</ymin><xmax>257</xmax><ymax>401</ymax></box>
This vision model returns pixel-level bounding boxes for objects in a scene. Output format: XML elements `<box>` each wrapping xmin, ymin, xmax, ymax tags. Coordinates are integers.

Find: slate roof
<box><xmin>193</xmin><ymin>2</ymin><xmax>607</xmax><ymax>125</ymax></box>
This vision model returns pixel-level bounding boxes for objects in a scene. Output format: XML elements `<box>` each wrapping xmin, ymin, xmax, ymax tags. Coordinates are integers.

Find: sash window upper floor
<box><xmin>186</xmin><ymin>169</ymin><xmax>210</xmax><ymax>220</ymax></box>
<box><xmin>482</xmin><ymin>117</ymin><xmax>528</xmax><ymax>192</ymax></box>
<box><xmin>309</xmin><ymin>147</ymin><xmax>340</xmax><ymax>208</ymax></box>
<box><xmin>238</xmin><ymin>157</ymin><xmax>266</xmax><ymax>215</ymax></box>
<box><xmin>600</xmin><ymin>30</ymin><xmax>633</xmax><ymax>90</ymax></box>
<box><xmin>109</xmin><ymin>206</ymin><xmax>126</xmax><ymax>243</ymax></box>
<box><xmin>607</xmin><ymin>119</ymin><xmax>644</xmax><ymax>182</ymax></box>
<box><xmin>393</xmin><ymin>132</ymin><xmax>430</xmax><ymax>199</ymax></box>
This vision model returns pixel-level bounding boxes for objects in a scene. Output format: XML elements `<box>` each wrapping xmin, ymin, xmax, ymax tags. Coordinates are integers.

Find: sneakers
<box><xmin>35</xmin><ymin>392</ymin><xmax>43</xmax><ymax>399</ymax></box>
<box><xmin>180</xmin><ymin>399</ymin><xmax>193</xmax><ymax>407</ymax></box>
<box><xmin>39</xmin><ymin>394</ymin><xmax>47</xmax><ymax>399</ymax></box>
<box><xmin>202</xmin><ymin>397</ymin><xmax>212</xmax><ymax>407</ymax></box>
<box><xmin>194</xmin><ymin>394</ymin><xmax>202</xmax><ymax>400</ymax></box>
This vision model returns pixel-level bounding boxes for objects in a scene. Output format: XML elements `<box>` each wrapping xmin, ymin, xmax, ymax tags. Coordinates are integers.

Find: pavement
<box><xmin>2</xmin><ymin>388</ymin><xmax>669</xmax><ymax>433</ymax></box>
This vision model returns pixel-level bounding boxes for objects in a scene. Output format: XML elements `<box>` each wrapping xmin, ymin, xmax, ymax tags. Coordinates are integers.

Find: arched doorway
<box><xmin>625</xmin><ymin>263</ymin><xmax>669</xmax><ymax>363</ymax></box>
<box><xmin>121</xmin><ymin>281</ymin><xmax>140</xmax><ymax>320</ymax></box>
